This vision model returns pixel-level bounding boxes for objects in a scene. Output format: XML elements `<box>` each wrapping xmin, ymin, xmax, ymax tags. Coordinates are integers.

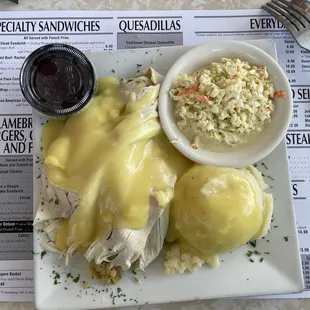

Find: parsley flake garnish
<box><xmin>73</xmin><ymin>275</ymin><xmax>80</xmax><ymax>283</ymax></box>
<box><xmin>249</xmin><ymin>240</ymin><xmax>256</xmax><ymax>248</ymax></box>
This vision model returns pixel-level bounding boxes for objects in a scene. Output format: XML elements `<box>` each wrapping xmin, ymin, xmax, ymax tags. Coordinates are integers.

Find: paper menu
<box><xmin>0</xmin><ymin>8</ymin><xmax>309</xmax><ymax>301</ymax></box>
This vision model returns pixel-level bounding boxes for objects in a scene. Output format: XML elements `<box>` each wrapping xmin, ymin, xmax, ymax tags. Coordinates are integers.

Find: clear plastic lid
<box><xmin>20</xmin><ymin>43</ymin><xmax>96</xmax><ymax>117</ymax></box>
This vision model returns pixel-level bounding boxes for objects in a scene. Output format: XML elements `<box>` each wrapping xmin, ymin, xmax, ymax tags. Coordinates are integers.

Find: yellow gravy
<box><xmin>42</xmin><ymin>76</ymin><xmax>191</xmax><ymax>253</ymax></box>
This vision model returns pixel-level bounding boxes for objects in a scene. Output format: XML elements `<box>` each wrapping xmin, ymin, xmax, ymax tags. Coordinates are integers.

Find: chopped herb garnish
<box><xmin>64</xmin><ymin>287</ymin><xmax>68</xmax><ymax>290</ymax></box>
<box><xmin>137</xmin><ymin>64</ymin><xmax>142</xmax><ymax>67</ymax></box>
<box><xmin>254</xmin><ymin>250</ymin><xmax>261</xmax><ymax>255</ymax></box>
<box><xmin>274</xmin><ymin>225</ymin><xmax>278</xmax><ymax>228</ymax></box>
<box><xmin>249</xmin><ymin>240</ymin><xmax>256</xmax><ymax>248</ymax></box>
<box><xmin>133</xmin><ymin>276</ymin><xmax>140</xmax><ymax>283</ymax></box>
<box><xmin>247</xmin><ymin>251</ymin><xmax>253</xmax><ymax>257</ymax></box>
<box><xmin>52</xmin><ymin>271</ymin><xmax>60</xmax><ymax>285</ymax></box>
<box><xmin>117</xmin><ymin>287</ymin><xmax>122</xmax><ymax>293</ymax></box>
<box><xmin>67</xmin><ymin>273</ymin><xmax>72</xmax><ymax>278</ymax></box>
<box><xmin>260</xmin><ymin>258</ymin><xmax>264</xmax><ymax>262</ymax></box>
<box><xmin>40</xmin><ymin>250</ymin><xmax>47</xmax><ymax>259</ymax></box>
<box><xmin>132</xmin><ymin>270</ymin><xmax>137</xmax><ymax>275</ymax></box>
<box><xmin>249</xmin><ymin>258</ymin><xmax>254</xmax><ymax>263</ymax></box>
<box><xmin>264</xmin><ymin>252</ymin><xmax>270</xmax><ymax>255</ymax></box>
<box><xmin>261</xmin><ymin>163</ymin><xmax>268</xmax><ymax>170</ymax></box>
<box><xmin>284</xmin><ymin>236</ymin><xmax>289</xmax><ymax>242</ymax></box>
<box><xmin>73</xmin><ymin>275</ymin><xmax>80</xmax><ymax>283</ymax></box>
<box><xmin>112</xmin><ymin>69</ymin><xmax>115</xmax><ymax>73</ymax></box>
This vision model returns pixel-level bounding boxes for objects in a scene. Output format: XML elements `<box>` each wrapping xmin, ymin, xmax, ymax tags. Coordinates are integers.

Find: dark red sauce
<box><xmin>20</xmin><ymin>44</ymin><xmax>96</xmax><ymax>116</ymax></box>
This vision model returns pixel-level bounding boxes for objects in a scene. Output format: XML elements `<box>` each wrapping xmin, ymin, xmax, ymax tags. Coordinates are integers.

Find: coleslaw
<box><xmin>169</xmin><ymin>58</ymin><xmax>286</xmax><ymax>150</ymax></box>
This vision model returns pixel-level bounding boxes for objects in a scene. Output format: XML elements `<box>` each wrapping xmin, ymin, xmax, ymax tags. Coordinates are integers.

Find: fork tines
<box><xmin>263</xmin><ymin>0</ymin><xmax>310</xmax><ymax>34</ymax></box>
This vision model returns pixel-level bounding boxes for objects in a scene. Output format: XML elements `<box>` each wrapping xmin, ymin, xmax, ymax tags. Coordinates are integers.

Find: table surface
<box><xmin>0</xmin><ymin>0</ymin><xmax>308</xmax><ymax>309</ymax></box>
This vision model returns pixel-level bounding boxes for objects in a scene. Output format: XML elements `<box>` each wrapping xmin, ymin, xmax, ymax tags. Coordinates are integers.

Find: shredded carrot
<box><xmin>196</xmin><ymin>95</ymin><xmax>209</xmax><ymax>103</ymax></box>
<box><xmin>274</xmin><ymin>91</ymin><xmax>286</xmax><ymax>98</ymax></box>
<box><xmin>257</xmin><ymin>66</ymin><xmax>264</xmax><ymax>70</ymax></box>
<box><xmin>237</xmin><ymin>67</ymin><xmax>241</xmax><ymax>72</ymax></box>
<box><xmin>178</xmin><ymin>84</ymin><xmax>199</xmax><ymax>96</ymax></box>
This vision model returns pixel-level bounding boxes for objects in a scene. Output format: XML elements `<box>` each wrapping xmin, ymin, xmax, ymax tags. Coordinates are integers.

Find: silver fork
<box><xmin>263</xmin><ymin>0</ymin><xmax>310</xmax><ymax>49</ymax></box>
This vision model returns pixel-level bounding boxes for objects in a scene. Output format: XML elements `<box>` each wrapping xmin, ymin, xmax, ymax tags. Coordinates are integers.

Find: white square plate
<box><xmin>33</xmin><ymin>40</ymin><xmax>304</xmax><ymax>310</ymax></box>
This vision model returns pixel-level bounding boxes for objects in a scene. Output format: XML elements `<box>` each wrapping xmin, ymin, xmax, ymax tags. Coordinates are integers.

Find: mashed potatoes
<box><xmin>165</xmin><ymin>165</ymin><xmax>273</xmax><ymax>274</ymax></box>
